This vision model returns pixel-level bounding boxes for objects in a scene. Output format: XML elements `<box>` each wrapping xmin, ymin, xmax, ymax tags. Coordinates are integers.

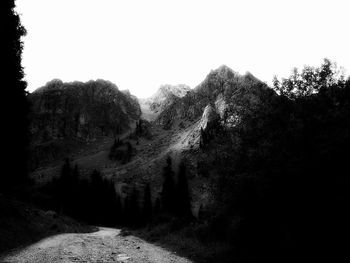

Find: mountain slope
<box><xmin>29</xmin><ymin>66</ymin><xmax>276</xmax><ymax>218</ymax></box>
<box><xmin>139</xmin><ymin>84</ymin><xmax>191</xmax><ymax>122</ymax></box>
<box><xmin>29</xmin><ymin>79</ymin><xmax>141</xmax><ymax>169</ymax></box>
<box><xmin>156</xmin><ymin>65</ymin><xmax>274</xmax><ymax>128</ymax></box>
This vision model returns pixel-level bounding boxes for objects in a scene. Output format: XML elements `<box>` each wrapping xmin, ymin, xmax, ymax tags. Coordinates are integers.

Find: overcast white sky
<box><xmin>16</xmin><ymin>0</ymin><xmax>349</xmax><ymax>98</ymax></box>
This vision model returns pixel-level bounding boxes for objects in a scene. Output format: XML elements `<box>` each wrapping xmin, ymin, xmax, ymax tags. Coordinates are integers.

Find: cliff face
<box><xmin>30</xmin><ymin>79</ymin><xmax>141</xmax><ymax>143</ymax></box>
<box><xmin>28</xmin><ymin>67</ymin><xmax>278</xmax><ymax>221</ymax></box>
<box><xmin>139</xmin><ymin>84</ymin><xmax>191</xmax><ymax>122</ymax></box>
<box><xmin>28</xmin><ymin>79</ymin><xmax>141</xmax><ymax>169</ymax></box>
<box><xmin>156</xmin><ymin>65</ymin><xmax>275</xmax><ymax>128</ymax></box>
<box><xmin>148</xmin><ymin>84</ymin><xmax>191</xmax><ymax>113</ymax></box>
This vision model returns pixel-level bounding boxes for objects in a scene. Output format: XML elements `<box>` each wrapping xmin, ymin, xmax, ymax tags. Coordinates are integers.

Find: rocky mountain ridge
<box><xmin>30</xmin><ymin>79</ymin><xmax>141</xmax><ymax>142</ymax></box>
<box><xmin>139</xmin><ymin>84</ymin><xmax>191</xmax><ymax>121</ymax></box>
<box><xmin>29</xmin><ymin>65</ymin><xmax>276</xmax><ymax>219</ymax></box>
<box><xmin>155</xmin><ymin>65</ymin><xmax>274</xmax><ymax>129</ymax></box>
<box><xmin>29</xmin><ymin>79</ymin><xmax>141</xmax><ymax>169</ymax></box>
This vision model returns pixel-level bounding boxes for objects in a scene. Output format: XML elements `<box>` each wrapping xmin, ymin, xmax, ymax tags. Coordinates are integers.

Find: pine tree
<box><xmin>58</xmin><ymin>158</ymin><xmax>71</xmax><ymax>214</ymax></box>
<box><xmin>176</xmin><ymin>161</ymin><xmax>192</xmax><ymax>219</ymax></box>
<box><xmin>130</xmin><ymin>185</ymin><xmax>140</xmax><ymax>226</ymax></box>
<box><xmin>90</xmin><ymin>169</ymin><xmax>104</xmax><ymax>223</ymax></box>
<box><xmin>103</xmin><ymin>179</ymin><xmax>119</xmax><ymax>226</ymax></box>
<box><xmin>68</xmin><ymin>164</ymin><xmax>80</xmax><ymax>216</ymax></box>
<box><xmin>126</xmin><ymin>142</ymin><xmax>133</xmax><ymax>162</ymax></box>
<box><xmin>154</xmin><ymin>196</ymin><xmax>161</xmax><ymax>215</ymax></box>
<box><xmin>142</xmin><ymin>183</ymin><xmax>152</xmax><ymax>223</ymax></box>
<box><xmin>1</xmin><ymin>0</ymin><xmax>29</xmax><ymax>191</ymax></box>
<box><xmin>138</xmin><ymin>120</ymin><xmax>143</xmax><ymax>134</ymax></box>
<box><xmin>123</xmin><ymin>195</ymin><xmax>130</xmax><ymax>225</ymax></box>
<box><xmin>115</xmin><ymin>192</ymin><xmax>122</xmax><ymax>225</ymax></box>
<box><xmin>136</xmin><ymin>121</ymin><xmax>140</xmax><ymax>135</ymax></box>
<box><xmin>109</xmin><ymin>139</ymin><xmax>118</xmax><ymax>160</ymax></box>
<box><xmin>161</xmin><ymin>156</ymin><xmax>176</xmax><ymax>214</ymax></box>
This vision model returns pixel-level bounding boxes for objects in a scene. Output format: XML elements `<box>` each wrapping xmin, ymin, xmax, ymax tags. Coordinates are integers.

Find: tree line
<box><xmin>202</xmin><ymin>59</ymin><xmax>350</xmax><ymax>262</ymax></box>
<box><xmin>41</xmin><ymin>155</ymin><xmax>192</xmax><ymax>227</ymax></box>
<box><xmin>1</xmin><ymin>0</ymin><xmax>29</xmax><ymax>193</ymax></box>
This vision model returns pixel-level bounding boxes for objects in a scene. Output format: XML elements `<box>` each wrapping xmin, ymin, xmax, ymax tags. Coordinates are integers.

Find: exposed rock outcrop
<box><xmin>139</xmin><ymin>84</ymin><xmax>191</xmax><ymax>122</ymax></box>
<box><xmin>200</xmin><ymin>104</ymin><xmax>220</xmax><ymax>130</ymax></box>
<box><xmin>29</xmin><ymin>79</ymin><xmax>141</xmax><ymax>169</ymax></box>
<box><xmin>156</xmin><ymin>65</ymin><xmax>275</xmax><ymax>129</ymax></box>
<box><xmin>30</xmin><ymin>79</ymin><xmax>141</xmax><ymax>142</ymax></box>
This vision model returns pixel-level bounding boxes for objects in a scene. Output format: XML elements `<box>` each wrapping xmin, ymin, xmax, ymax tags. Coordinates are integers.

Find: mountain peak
<box><xmin>156</xmin><ymin>84</ymin><xmax>191</xmax><ymax>99</ymax></box>
<box><xmin>213</xmin><ymin>65</ymin><xmax>239</xmax><ymax>78</ymax></box>
<box><xmin>139</xmin><ymin>84</ymin><xmax>191</xmax><ymax>122</ymax></box>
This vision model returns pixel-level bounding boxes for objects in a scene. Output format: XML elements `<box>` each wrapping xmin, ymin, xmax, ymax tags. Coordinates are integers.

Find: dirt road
<box><xmin>0</xmin><ymin>228</ymin><xmax>192</xmax><ymax>263</ymax></box>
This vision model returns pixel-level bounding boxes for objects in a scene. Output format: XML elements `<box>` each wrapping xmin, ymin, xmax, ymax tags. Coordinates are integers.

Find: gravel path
<box><xmin>0</xmin><ymin>228</ymin><xmax>192</xmax><ymax>263</ymax></box>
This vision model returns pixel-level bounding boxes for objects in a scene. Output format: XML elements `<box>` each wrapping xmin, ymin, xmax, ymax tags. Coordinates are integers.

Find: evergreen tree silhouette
<box><xmin>129</xmin><ymin>185</ymin><xmax>140</xmax><ymax>226</ymax></box>
<box><xmin>126</xmin><ymin>142</ymin><xmax>133</xmax><ymax>162</ymax></box>
<box><xmin>123</xmin><ymin>195</ymin><xmax>131</xmax><ymax>225</ymax></box>
<box><xmin>109</xmin><ymin>138</ymin><xmax>118</xmax><ymax>159</ymax></box>
<box><xmin>123</xmin><ymin>186</ymin><xmax>139</xmax><ymax>227</ymax></box>
<box><xmin>1</xmin><ymin>0</ymin><xmax>29</xmax><ymax>192</ymax></box>
<box><xmin>90</xmin><ymin>169</ymin><xmax>104</xmax><ymax>223</ymax></box>
<box><xmin>154</xmin><ymin>196</ymin><xmax>161</xmax><ymax>215</ymax></box>
<box><xmin>102</xmin><ymin>178</ymin><xmax>118</xmax><ymax>226</ymax></box>
<box><xmin>114</xmin><ymin>192</ymin><xmax>122</xmax><ymax>225</ymax></box>
<box><xmin>58</xmin><ymin>158</ymin><xmax>71</xmax><ymax>214</ymax></box>
<box><xmin>142</xmin><ymin>183</ymin><xmax>152</xmax><ymax>223</ymax></box>
<box><xmin>72</xmin><ymin>164</ymin><xmax>79</xmax><ymax>182</ymax></box>
<box><xmin>68</xmin><ymin>164</ymin><xmax>80</xmax><ymax>216</ymax></box>
<box><xmin>137</xmin><ymin>120</ymin><xmax>143</xmax><ymax>135</ymax></box>
<box><xmin>161</xmin><ymin>156</ymin><xmax>176</xmax><ymax>214</ymax></box>
<box><xmin>176</xmin><ymin>161</ymin><xmax>192</xmax><ymax>219</ymax></box>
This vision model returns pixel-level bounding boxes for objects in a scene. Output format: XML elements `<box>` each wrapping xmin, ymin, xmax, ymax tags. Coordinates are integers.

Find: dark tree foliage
<box><xmin>108</xmin><ymin>139</ymin><xmax>133</xmax><ymax>163</ymax></box>
<box><xmin>199</xmin><ymin>127</ymin><xmax>206</xmax><ymax>148</ymax></box>
<box><xmin>114</xmin><ymin>192</ymin><xmax>122</xmax><ymax>224</ymax></box>
<box><xmin>108</xmin><ymin>138</ymin><xmax>122</xmax><ymax>159</ymax></box>
<box><xmin>154</xmin><ymin>196</ymin><xmax>161</xmax><ymax>215</ymax></box>
<box><xmin>131</xmin><ymin>119</ymin><xmax>152</xmax><ymax>139</ymax></box>
<box><xmin>273</xmin><ymin>58</ymin><xmax>345</xmax><ymax>99</ymax></box>
<box><xmin>175</xmin><ymin>161</ymin><xmax>192</xmax><ymax>219</ymax></box>
<box><xmin>142</xmin><ymin>183</ymin><xmax>152</xmax><ymax>223</ymax></box>
<box><xmin>50</xmin><ymin>162</ymin><xmax>120</xmax><ymax>226</ymax></box>
<box><xmin>89</xmin><ymin>169</ymin><xmax>118</xmax><ymax>225</ymax></box>
<box><xmin>0</xmin><ymin>0</ymin><xmax>29</xmax><ymax>191</ymax></box>
<box><xmin>210</xmin><ymin>60</ymin><xmax>350</xmax><ymax>262</ymax></box>
<box><xmin>199</xmin><ymin>117</ymin><xmax>221</xmax><ymax>149</ymax></box>
<box><xmin>54</xmin><ymin>158</ymin><xmax>80</xmax><ymax>216</ymax></box>
<box><xmin>124</xmin><ymin>185</ymin><xmax>140</xmax><ymax>227</ymax></box>
<box><xmin>136</xmin><ymin>120</ymin><xmax>143</xmax><ymax>135</ymax></box>
<box><xmin>126</xmin><ymin>142</ymin><xmax>133</xmax><ymax>162</ymax></box>
<box><xmin>37</xmin><ymin>160</ymin><xmax>164</xmax><ymax>228</ymax></box>
<box><xmin>161</xmin><ymin>156</ymin><xmax>176</xmax><ymax>214</ymax></box>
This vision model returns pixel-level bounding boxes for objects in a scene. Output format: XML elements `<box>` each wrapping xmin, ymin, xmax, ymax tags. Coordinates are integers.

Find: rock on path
<box><xmin>0</xmin><ymin>228</ymin><xmax>192</xmax><ymax>263</ymax></box>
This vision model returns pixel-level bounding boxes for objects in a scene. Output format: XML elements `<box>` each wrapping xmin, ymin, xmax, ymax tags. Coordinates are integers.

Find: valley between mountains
<box><xmin>31</xmin><ymin>118</ymin><xmax>205</xmax><ymax>215</ymax></box>
<box><xmin>3</xmin><ymin>59</ymin><xmax>350</xmax><ymax>263</ymax></box>
<box><xmin>28</xmin><ymin>65</ymin><xmax>265</xmax><ymax>218</ymax></box>
<box><xmin>4</xmin><ymin>2</ymin><xmax>350</xmax><ymax>261</ymax></box>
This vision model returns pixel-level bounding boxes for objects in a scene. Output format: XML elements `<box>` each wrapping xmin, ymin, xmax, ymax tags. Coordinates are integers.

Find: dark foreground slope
<box><xmin>0</xmin><ymin>196</ymin><xmax>95</xmax><ymax>254</ymax></box>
